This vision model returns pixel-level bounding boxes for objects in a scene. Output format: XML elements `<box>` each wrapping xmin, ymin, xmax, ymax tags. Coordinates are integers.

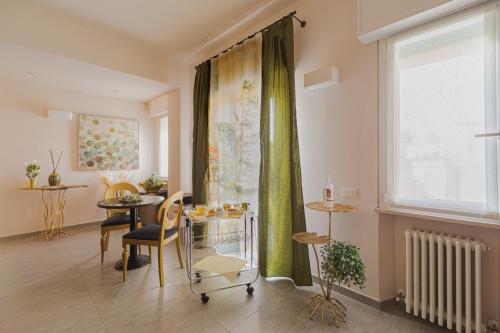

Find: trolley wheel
<box><xmin>246</xmin><ymin>283</ymin><xmax>254</xmax><ymax>296</ymax></box>
<box><xmin>201</xmin><ymin>293</ymin><xmax>209</xmax><ymax>304</ymax></box>
<box><xmin>195</xmin><ymin>271</ymin><xmax>202</xmax><ymax>283</ymax></box>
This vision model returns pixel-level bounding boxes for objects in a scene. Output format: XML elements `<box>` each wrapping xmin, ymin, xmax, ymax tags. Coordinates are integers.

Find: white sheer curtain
<box><xmin>384</xmin><ymin>4</ymin><xmax>500</xmax><ymax>217</ymax></box>
<box><xmin>208</xmin><ymin>37</ymin><xmax>262</xmax><ymax>210</ymax></box>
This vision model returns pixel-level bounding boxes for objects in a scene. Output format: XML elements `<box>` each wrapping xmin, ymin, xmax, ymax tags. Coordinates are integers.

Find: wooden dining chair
<box><xmin>100</xmin><ymin>182</ymin><xmax>142</xmax><ymax>263</ymax></box>
<box><xmin>121</xmin><ymin>191</ymin><xmax>184</xmax><ymax>287</ymax></box>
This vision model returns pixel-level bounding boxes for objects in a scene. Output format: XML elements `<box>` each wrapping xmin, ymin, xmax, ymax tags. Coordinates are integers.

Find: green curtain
<box><xmin>192</xmin><ymin>61</ymin><xmax>211</xmax><ymax>205</ymax></box>
<box><xmin>259</xmin><ymin>16</ymin><xmax>312</xmax><ymax>286</ymax></box>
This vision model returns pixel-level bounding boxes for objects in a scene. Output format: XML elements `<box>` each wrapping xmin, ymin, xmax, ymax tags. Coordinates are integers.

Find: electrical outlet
<box><xmin>340</xmin><ymin>187</ymin><xmax>358</xmax><ymax>199</ymax></box>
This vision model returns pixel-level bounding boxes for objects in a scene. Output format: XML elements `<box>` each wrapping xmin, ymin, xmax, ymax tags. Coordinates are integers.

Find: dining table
<box><xmin>97</xmin><ymin>195</ymin><xmax>165</xmax><ymax>270</ymax></box>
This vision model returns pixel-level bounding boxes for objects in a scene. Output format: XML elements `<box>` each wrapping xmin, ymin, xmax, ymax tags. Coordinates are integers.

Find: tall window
<box><xmin>382</xmin><ymin>4</ymin><xmax>500</xmax><ymax>217</ymax></box>
<box><xmin>159</xmin><ymin>116</ymin><xmax>168</xmax><ymax>178</ymax></box>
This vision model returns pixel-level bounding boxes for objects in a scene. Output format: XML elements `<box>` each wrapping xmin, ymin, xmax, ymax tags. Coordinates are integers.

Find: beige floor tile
<box><xmin>1</xmin><ymin>224</ymin><xmax>451</xmax><ymax>333</ymax></box>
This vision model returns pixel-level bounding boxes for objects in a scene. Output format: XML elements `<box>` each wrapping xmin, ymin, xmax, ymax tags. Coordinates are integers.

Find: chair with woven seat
<box><xmin>100</xmin><ymin>182</ymin><xmax>142</xmax><ymax>263</ymax></box>
<box><xmin>122</xmin><ymin>190</ymin><xmax>184</xmax><ymax>287</ymax></box>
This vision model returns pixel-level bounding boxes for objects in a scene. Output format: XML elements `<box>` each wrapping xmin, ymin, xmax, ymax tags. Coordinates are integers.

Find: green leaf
<box><xmin>320</xmin><ymin>240</ymin><xmax>366</xmax><ymax>289</ymax></box>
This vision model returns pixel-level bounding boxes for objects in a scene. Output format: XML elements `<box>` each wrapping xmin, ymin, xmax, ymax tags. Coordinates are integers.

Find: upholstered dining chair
<box><xmin>121</xmin><ymin>191</ymin><xmax>184</xmax><ymax>287</ymax></box>
<box><xmin>100</xmin><ymin>182</ymin><xmax>142</xmax><ymax>263</ymax></box>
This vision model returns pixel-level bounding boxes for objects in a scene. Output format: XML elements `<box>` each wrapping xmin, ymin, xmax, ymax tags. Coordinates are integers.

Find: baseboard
<box><xmin>312</xmin><ymin>275</ymin><xmax>396</xmax><ymax>310</ymax></box>
<box><xmin>0</xmin><ymin>220</ymin><xmax>101</xmax><ymax>240</ymax></box>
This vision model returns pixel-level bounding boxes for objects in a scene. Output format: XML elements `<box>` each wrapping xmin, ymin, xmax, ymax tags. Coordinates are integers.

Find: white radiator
<box><xmin>404</xmin><ymin>230</ymin><xmax>488</xmax><ymax>333</ymax></box>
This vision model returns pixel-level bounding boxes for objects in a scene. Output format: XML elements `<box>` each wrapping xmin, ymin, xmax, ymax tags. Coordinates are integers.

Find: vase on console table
<box><xmin>48</xmin><ymin>172</ymin><xmax>61</xmax><ymax>186</ymax></box>
<box><xmin>48</xmin><ymin>150</ymin><xmax>63</xmax><ymax>186</ymax></box>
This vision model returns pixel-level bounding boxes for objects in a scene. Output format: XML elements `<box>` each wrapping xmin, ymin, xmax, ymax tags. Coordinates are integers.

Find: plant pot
<box><xmin>26</xmin><ymin>178</ymin><xmax>37</xmax><ymax>189</ymax></box>
<box><xmin>48</xmin><ymin>172</ymin><xmax>61</xmax><ymax>186</ymax></box>
<box><xmin>139</xmin><ymin>182</ymin><xmax>164</xmax><ymax>194</ymax></box>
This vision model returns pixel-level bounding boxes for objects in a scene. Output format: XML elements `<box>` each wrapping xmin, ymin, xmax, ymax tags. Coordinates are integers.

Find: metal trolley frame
<box><xmin>184</xmin><ymin>210</ymin><xmax>259</xmax><ymax>303</ymax></box>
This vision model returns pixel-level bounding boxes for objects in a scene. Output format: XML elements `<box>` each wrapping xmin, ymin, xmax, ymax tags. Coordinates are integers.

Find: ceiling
<box><xmin>0</xmin><ymin>43</ymin><xmax>172</xmax><ymax>102</ymax></box>
<box><xmin>38</xmin><ymin>0</ymin><xmax>296</xmax><ymax>58</ymax></box>
<box><xmin>1</xmin><ymin>0</ymin><xmax>297</xmax><ymax>101</ymax></box>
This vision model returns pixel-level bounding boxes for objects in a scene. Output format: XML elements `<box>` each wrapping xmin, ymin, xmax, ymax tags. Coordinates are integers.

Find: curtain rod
<box><xmin>196</xmin><ymin>11</ymin><xmax>306</xmax><ymax>68</ymax></box>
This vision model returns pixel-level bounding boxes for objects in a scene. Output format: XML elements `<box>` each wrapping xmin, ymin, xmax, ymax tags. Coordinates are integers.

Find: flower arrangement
<box><xmin>321</xmin><ymin>241</ymin><xmax>366</xmax><ymax>290</ymax></box>
<box><xmin>25</xmin><ymin>161</ymin><xmax>40</xmax><ymax>179</ymax></box>
<box><xmin>119</xmin><ymin>193</ymin><xmax>143</xmax><ymax>204</ymax></box>
<box><xmin>25</xmin><ymin>161</ymin><xmax>40</xmax><ymax>188</ymax></box>
<box><xmin>139</xmin><ymin>174</ymin><xmax>166</xmax><ymax>193</ymax></box>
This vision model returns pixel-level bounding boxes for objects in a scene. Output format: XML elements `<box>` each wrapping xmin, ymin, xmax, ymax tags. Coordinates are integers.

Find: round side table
<box><xmin>305</xmin><ymin>202</ymin><xmax>354</xmax><ymax>239</ymax></box>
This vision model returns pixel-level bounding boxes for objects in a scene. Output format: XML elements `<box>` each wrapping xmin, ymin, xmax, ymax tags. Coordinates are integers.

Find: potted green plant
<box><xmin>139</xmin><ymin>174</ymin><xmax>166</xmax><ymax>193</ymax></box>
<box><xmin>321</xmin><ymin>240</ymin><xmax>366</xmax><ymax>292</ymax></box>
<box><xmin>48</xmin><ymin>150</ymin><xmax>63</xmax><ymax>186</ymax></box>
<box><xmin>25</xmin><ymin>161</ymin><xmax>40</xmax><ymax>188</ymax></box>
<box><xmin>313</xmin><ymin>240</ymin><xmax>366</xmax><ymax>326</ymax></box>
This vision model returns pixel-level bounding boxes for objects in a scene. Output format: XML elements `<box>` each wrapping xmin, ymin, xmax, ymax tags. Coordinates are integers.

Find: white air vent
<box><xmin>304</xmin><ymin>66</ymin><xmax>340</xmax><ymax>90</ymax></box>
<box><xmin>47</xmin><ymin>109</ymin><xmax>72</xmax><ymax>121</ymax></box>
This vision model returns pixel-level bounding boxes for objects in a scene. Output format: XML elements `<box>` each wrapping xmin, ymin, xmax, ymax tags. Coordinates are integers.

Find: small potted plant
<box><xmin>48</xmin><ymin>150</ymin><xmax>63</xmax><ymax>186</ymax></box>
<box><xmin>316</xmin><ymin>240</ymin><xmax>366</xmax><ymax>326</ymax></box>
<box><xmin>25</xmin><ymin>161</ymin><xmax>40</xmax><ymax>188</ymax></box>
<box><xmin>321</xmin><ymin>240</ymin><xmax>366</xmax><ymax>290</ymax></box>
<box><xmin>139</xmin><ymin>174</ymin><xmax>166</xmax><ymax>193</ymax></box>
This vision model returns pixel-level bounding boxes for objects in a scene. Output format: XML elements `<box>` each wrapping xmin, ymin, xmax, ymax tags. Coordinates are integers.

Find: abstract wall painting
<box><xmin>78</xmin><ymin>114</ymin><xmax>139</xmax><ymax>170</ymax></box>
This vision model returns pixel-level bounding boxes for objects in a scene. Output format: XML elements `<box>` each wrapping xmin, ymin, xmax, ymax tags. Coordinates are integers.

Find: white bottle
<box><xmin>322</xmin><ymin>176</ymin><xmax>333</xmax><ymax>208</ymax></box>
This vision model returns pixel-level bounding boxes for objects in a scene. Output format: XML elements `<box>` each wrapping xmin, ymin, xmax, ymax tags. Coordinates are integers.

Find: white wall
<box><xmin>166</xmin><ymin>89</ymin><xmax>181</xmax><ymax>194</ymax></box>
<box><xmin>179</xmin><ymin>63</ymin><xmax>195</xmax><ymax>194</ymax></box>
<box><xmin>0</xmin><ymin>78</ymin><xmax>156</xmax><ymax>237</ymax></box>
<box><xmin>358</xmin><ymin>0</ymin><xmax>450</xmax><ymax>34</ymax></box>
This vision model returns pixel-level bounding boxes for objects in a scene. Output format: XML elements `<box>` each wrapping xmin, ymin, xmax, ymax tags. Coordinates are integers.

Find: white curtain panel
<box><xmin>208</xmin><ymin>36</ymin><xmax>262</xmax><ymax>210</ymax></box>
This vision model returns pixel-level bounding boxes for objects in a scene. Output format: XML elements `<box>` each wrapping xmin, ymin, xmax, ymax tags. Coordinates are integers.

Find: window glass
<box><xmin>385</xmin><ymin>5</ymin><xmax>499</xmax><ymax>216</ymax></box>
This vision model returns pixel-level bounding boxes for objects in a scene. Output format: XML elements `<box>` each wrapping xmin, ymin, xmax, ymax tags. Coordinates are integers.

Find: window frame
<box><xmin>378</xmin><ymin>1</ymin><xmax>500</xmax><ymax>220</ymax></box>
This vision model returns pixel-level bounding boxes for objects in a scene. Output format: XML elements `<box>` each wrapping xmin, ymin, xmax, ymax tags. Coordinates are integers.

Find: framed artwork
<box><xmin>78</xmin><ymin>114</ymin><xmax>139</xmax><ymax>170</ymax></box>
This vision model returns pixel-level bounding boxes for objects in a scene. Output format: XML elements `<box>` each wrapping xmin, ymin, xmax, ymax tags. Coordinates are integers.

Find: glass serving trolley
<box><xmin>184</xmin><ymin>206</ymin><xmax>258</xmax><ymax>303</ymax></box>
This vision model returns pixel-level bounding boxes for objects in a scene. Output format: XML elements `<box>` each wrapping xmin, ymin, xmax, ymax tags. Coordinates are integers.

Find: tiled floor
<box><xmin>0</xmin><ymin>224</ymin><xmax>448</xmax><ymax>333</ymax></box>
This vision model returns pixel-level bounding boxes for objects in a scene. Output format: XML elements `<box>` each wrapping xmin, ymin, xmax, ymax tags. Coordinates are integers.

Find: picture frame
<box><xmin>77</xmin><ymin>114</ymin><xmax>139</xmax><ymax>170</ymax></box>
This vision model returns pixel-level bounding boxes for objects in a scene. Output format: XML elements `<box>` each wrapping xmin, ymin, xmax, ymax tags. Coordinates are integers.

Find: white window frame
<box><xmin>379</xmin><ymin>1</ymin><xmax>500</xmax><ymax>220</ymax></box>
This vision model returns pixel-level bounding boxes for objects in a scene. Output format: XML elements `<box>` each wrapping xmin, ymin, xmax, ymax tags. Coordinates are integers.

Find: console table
<box><xmin>20</xmin><ymin>185</ymin><xmax>88</xmax><ymax>240</ymax></box>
